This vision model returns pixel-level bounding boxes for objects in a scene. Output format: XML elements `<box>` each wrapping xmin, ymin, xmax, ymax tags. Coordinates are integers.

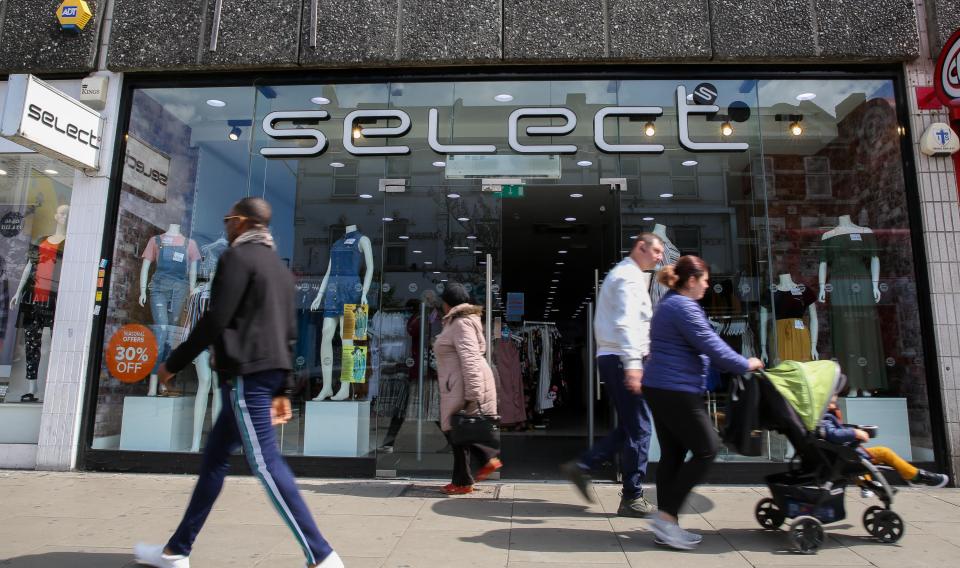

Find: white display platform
<box><xmin>304</xmin><ymin>400</ymin><xmax>371</xmax><ymax>457</ymax></box>
<box><xmin>0</xmin><ymin>402</ymin><xmax>42</xmax><ymax>444</ymax></box>
<box><xmin>119</xmin><ymin>396</ymin><xmax>196</xmax><ymax>452</ymax></box>
<box><xmin>838</xmin><ymin>397</ymin><xmax>912</xmax><ymax>460</ymax></box>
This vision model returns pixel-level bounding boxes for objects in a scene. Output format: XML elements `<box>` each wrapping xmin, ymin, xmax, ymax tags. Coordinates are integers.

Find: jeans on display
<box><xmin>149</xmin><ymin>277</ymin><xmax>188</xmax><ymax>370</ymax></box>
<box><xmin>166</xmin><ymin>370</ymin><xmax>334</xmax><ymax>565</ymax></box>
<box><xmin>578</xmin><ymin>355</ymin><xmax>652</xmax><ymax>499</ymax></box>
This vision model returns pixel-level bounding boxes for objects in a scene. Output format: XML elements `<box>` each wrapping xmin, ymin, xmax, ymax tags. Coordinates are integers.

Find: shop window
<box><xmin>804</xmin><ymin>156</ymin><xmax>832</xmax><ymax>198</ymax></box>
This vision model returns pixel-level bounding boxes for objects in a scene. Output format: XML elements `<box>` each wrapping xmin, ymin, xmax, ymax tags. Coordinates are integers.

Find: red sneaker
<box><xmin>442</xmin><ymin>484</ymin><xmax>474</xmax><ymax>495</ymax></box>
<box><xmin>475</xmin><ymin>458</ymin><xmax>503</xmax><ymax>482</ymax></box>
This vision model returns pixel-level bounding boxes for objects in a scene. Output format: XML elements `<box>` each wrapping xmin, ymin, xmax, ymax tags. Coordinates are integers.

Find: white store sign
<box><xmin>0</xmin><ymin>74</ymin><xmax>103</xmax><ymax>171</ymax></box>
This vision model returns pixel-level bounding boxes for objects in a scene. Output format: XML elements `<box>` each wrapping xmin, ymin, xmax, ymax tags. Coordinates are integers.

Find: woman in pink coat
<box><xmin>435</xmin><ymin>282</ymin><xmax>501</xmax><ymax>495</ymax></box>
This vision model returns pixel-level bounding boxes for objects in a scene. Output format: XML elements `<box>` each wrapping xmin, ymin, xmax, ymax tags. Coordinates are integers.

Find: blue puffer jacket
<box><xmin>644</xmin><ymin>291</ymin><xmax>750</xmax><ymax>394</ymax></box>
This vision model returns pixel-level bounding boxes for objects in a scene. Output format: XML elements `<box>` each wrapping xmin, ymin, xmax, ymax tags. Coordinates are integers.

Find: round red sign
<box><xmin>105</xmin><ymin>324</ymin><xmax>158</xmax><ymax>383</ymax></box>
<box><xmin>934</xmin><ymin>27</ymin><xmax>960</xmax><ymax>107</ymax></box>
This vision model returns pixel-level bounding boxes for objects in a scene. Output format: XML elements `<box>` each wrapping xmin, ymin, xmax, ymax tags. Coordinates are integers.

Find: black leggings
<box><xmin>446</xmin><ymin>431</ymin><xmax>499</xmax><ymax>486</ymax></box>
<box><xmin>644</xmin><ymin>386</ymin><xmax>718</xmax><ymax>517</ymax></box>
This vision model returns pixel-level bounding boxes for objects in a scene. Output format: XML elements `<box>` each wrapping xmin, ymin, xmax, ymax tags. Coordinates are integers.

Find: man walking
<box><xmin>134</xmin><ymin>198</ymin><xmax>342</xmax><ymax>568</ymax></box>
<box><xmin>562</xmin><ymin>233</ymin><xmax>664</xmax><ymax>516</ymax></box>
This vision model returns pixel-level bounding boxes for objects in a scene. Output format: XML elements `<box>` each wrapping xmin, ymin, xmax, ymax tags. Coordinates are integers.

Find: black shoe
<box><xmin>20</xmin><ymin>393</ymin><xmax>38</xmax><ymax>403</ymax></box>
<box><xmin>560</xmin><ymin>461</ymin><xmax>595</xmax><ymax>503</ymax></box>
<box><xmin>618</xmin><ymin>494</ymin><xmax>656</xmax><ymax>517</ymax></box>
<box><xmin>909</xmin><ymin>470</ymin><xmax>949</xmax><ymax>488</ymax></box>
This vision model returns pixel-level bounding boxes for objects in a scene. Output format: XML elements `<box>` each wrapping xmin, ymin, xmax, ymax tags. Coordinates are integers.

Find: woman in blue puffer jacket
<box><xmin>643</xmin><ymin>255</ymin><xmax>764</xmax><ymax>550</ymax></box>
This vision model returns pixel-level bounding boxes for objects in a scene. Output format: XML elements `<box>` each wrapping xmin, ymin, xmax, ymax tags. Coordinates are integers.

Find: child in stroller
<box><xmin>733</xmin><ymin>360</ymin><xmax>944</xmax><ymax>554</ymax></box>
<box><xmin>818</xmin><ymin>375</ymin><xmax>948</xmax><ymax>492</ymax></box>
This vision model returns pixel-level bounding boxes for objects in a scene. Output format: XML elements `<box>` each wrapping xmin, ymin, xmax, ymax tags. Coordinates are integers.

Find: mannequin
<box><xmin>650</xmin><ymin>223</ymin><xmax>681</xmax><ymax>306</ymax></box>
<box><xmin>186</xmin><ymin>237</ymin><xmax>228</xmax><ymax>451</ymax></box>
<box><xmin>818</xmin><ymin>214</ymin><xmax>886</xmax><ymax>393</ymax></box>
<box><xmin>309</xmin><ymin>224</ymin><xmax>374</xmax><ymax>401</ymax></box>
<box><xmin>10</xmin><ymin>204</ymin><xmax>69</xmax><ymax>403</ymax></box>
<box><xmin>760</xmin><ymin>274</ymin><xmax>819</xmax><ymax>363</ymax></box>
<box><xmin>139</xmin><ymin>224</ymin><xmax>199</xmax><ymax>396</ymax></box>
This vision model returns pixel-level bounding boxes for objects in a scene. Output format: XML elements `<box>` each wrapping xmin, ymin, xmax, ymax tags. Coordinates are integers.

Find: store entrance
<box><xmin>495</xmin><ymin>184</ymin><xmax>621</xmax><ymax>480</ymax></box>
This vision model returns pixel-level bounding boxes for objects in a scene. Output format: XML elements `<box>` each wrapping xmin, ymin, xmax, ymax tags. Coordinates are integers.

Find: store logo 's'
<box><xmin>260</xmin><ymin>86</ymin><xmax>750</xmax><ymax>158</ymax></box>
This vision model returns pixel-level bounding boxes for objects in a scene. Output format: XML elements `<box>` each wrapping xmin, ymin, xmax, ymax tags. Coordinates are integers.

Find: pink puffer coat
<box><xmin>435</xmin><ymin>303</ymin><xmax>498</xmax><ymax>432</ymax></box>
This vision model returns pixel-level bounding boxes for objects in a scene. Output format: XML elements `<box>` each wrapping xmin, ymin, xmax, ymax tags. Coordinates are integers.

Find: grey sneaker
<box><xmin>560</xmin><ymin>461</ymin><xmax>595</xmax><ymax>503</ymax></box>
<box><xmin>650</xmin><ymin>517</ymin><xmax>698</xmax><ymax>550</ymax></box>
<box><xmin>617</xmin><ymin>494</ymin><xmax>656</xmax><ymax>517</ymax></box>
<box><xmin>909</xmin><ymin>470</ymin><xmax>949</xmax><ymax>488</ymax></box>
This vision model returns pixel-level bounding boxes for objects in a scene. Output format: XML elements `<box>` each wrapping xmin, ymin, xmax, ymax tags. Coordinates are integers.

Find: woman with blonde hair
<box><xmin>434</xmin><ymin>282</ymin><xmax>501</xmax><ymax>494</ymax></box>
<box><xmin>643</xmin><ymin>256</ymin><xmax>764</xmax><ymax>549</ymax></box>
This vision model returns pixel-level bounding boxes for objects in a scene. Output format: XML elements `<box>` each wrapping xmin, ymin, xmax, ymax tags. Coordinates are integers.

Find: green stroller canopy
<box><xmin>761</xmin><ymin>360</ymin><xmax>842</xmax><ymax>432</ymax></box>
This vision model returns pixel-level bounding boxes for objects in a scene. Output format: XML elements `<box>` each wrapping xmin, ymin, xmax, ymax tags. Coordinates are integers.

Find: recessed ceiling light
<box><xmin>432</xmin><ymin>161</ymin><xmax>446</xmax><ymax>167</ymax></box>
<box><xmin>659</xmin><ymin>193</ymin><xmax>674</xmax><ymax>198</ymax></box>
<box><xmin>466</xmin><ymin>235</ymin><xmax>477</xmax><ymax>240</ymax></box>
<box><xmin>473</xmin><ymin>250</ymin><xmax>483</xmax><ymax>254</ymax></box>
<box><xmin>441</xmin><ymin>279</ymin><xmax>448</xmax><ymax>282</ymax></box>
<box><xmin>206</xmin><ymin>99</ymin><xmax>226</xmax><ymax>107</ymax></box>
<box><xmin>561</xmin><ymin>235</ymin><xmax>571</xmax><ymax>240</ymax></box>
<box><xmin>457</xmin><ymin>217</ymin><xmax>469</xmax><ymax>222</ymax></box>
<box><xmin>577</xmin><ymin>160</ymin><xmax>593</xmax><ymax>167</ymax></box>
<box><xmin>413</xmin><ymin>250</ymin><xmax>422</xmax><ymax>254</ymax></box>
<box><xmin>0</xmin><ymin>169</ymin><xmax>7</xmax><ymax>175</ymax></box>
<box><xmin>494</xmin><ymin>93</ymin><xmax>514</xmax><ymax>102</ymax></box>
<box><xmin>382</xmin><ymin>217</ymin><xmax>394</xmax><ymax>222</ymax></box>
<box><xmin>570</xmin><ymin>193</ymin><xmax>583</xmax><ymax>198</ymax></box>
<box><xmin>682</xmin><ymin>160</ymin><xmax>698</xmax><ymax>167</ymax></box>
<box><xmin>399</xmin><ymin>235</ymin><xmax>409</xmax><ymax>240</ymax></box>
<box><xmin>433</xmin><ymin>271</ymin><xmax>441</xmax><ymax>274</ymax></box>
<box><xmin>454</xmin><ymin>246</ymin><xmax>469</xmax><ymax>250</ymax></box>
<box><xmin>310</xmin><ymin>96</ymin><xmax>330</xmax><ymax>105</ymax></box>
<box><xmin>558</xmin><ymin>250</ymin><xmax>568</xmax><ymax>254</ymax></box>
<box><xmin>796</xmin><ymin>92</ymin><xmax>817</xmax><ymax>101</ymax></box>
<box><xmin>447</xmin><ymin>193</ymin><xmax>460</xmax><ymax>199</ymax></box>
<box><xmin>551</xmin><ymin>309</ymin><xmax>560</xmax><ymax>312</ymax></box>
<box><xmin>630</xmin><ymin>235</ymin><xmax>639</xmax><ymax>240</ymax></box>
<box><xmin>424</xmin><ymin>261</ymin><xmax>433</xmax><ymax>265</ymax></box>
<box><xmin>330</xmin><ymin>162</ymin><xmax>345</xmax><ymax>168</ymax></box>
<box><xmin>551</xmin><ymin>279</ymin><xmax>559</xmax><ymax>282</ymax></box>
<box><xmin>564</xmin><ymin>217</ymin><xmax>576</xmax><ymax>222</ymax></box>
<box><xmin>359</xmin><ymin>193</ymin><xmax>373</xmax><ymax>199</ymax></box>
<box><xmin>643</xmin><ymin>216</ymin><xmax>655</xmax><ymax>221</ymax></box>
<box><xmin>43</xmin><ymin>169</ymin><xmax>59</xmax><ymax>175</ymax></box>
<box><xmin>556</xmin><ymin>262</ymin><xmax>565</xmax><ymax>265</ymax></box>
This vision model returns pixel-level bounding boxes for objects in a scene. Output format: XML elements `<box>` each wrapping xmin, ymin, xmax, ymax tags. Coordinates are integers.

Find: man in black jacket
<box><xmin>134</xmin><ymin>198</ymin><xmax>342</xmax><ymax>568</ymax></box>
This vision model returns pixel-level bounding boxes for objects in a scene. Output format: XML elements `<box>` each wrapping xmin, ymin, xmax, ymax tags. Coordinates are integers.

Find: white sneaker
<box><xmin>650</xmin><ymin>517</ymin><xmax>698</xmax><ymax>550</ymax></box>
<box><xmin>309</xmin><ymin>551</ymin><xmax>345</xmax><ymax>568</ymax></box>
<box><xmin>133</xmin><ymin>543</ymin><xmax>190</xmax><ymax>568</ymax></box>
<box><xmin>860</xmin><ymin>487</ymin><xmax>875</xmax><ymax>498</ymax></box>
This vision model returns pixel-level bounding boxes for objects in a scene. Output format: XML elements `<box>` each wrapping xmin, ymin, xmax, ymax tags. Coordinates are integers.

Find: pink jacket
<box><xmin>435</xmin><ymin>303</ymin><xmax>498</xmax><ymax>432</ymax></box>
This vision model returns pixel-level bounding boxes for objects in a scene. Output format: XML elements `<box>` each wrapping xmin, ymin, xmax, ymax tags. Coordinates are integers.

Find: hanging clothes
<box><xmin>493</xmin><ymin>338</ymin><xmax>526</xmax><ymax>424</ymax></box>
<box><xmin>764</xmin><ymin>287</ymin><xmax>817</xmax><ymax>362</ymax></box>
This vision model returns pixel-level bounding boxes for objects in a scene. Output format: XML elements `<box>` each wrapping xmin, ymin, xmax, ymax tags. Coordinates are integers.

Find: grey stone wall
<box><xmin>927</xmin><ymin>0</ymin><xmax>960</xmax><ymax>56</ymax></box>
<box><xmin>0</xmin><ymin>0</ymin><xmax>934</xmax><ymax>73</ymax></box>
<box><xmin>0</xmin><ymin>0</ymin><xmax>104</xmax><ymax>74</ymax></box>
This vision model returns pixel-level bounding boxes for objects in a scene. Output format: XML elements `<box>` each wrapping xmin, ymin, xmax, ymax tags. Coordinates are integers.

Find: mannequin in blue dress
<box><xmin>309</xmin><ymin>224</ymin><xmax>374</xmax><ymax>401</ymax></box>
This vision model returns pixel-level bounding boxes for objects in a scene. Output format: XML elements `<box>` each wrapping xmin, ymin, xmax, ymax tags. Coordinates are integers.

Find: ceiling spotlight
<box><xmin>359</xmin><ymin>193</ymin><xmax>373</xmax><ymax>199</ymax></box>
<box><xmin>432</xmin><ymin>161</ymin><xmax>446</xmax><ymax>167</ymax></box>
<box><xmin>382</xmin><ymin>217</ymin><xmax>394</xmax><ymax>222</ymax></box>
<box><xmin>564</xmin><ymin>217</ymin><xmax>576</xmax><ymax>222</ymax></box>
<box><xmin>433</xmin><ymin>271</ymin><xmax>441</xmax><ymax>274</ymax></box>
<box><xmin>551</xmin><ymin>279</ymin><xmax>559</xmax><ymax>282</ymax></box>
<box><xmin>561</xmin><ymin>235</ymin><xmax>571</xmax><ymax>240</ymax></box>
<box><xmin>659</xmin><ymin>193</ymin><xmax>674</xmax><ymax>198</ymax></box>
<box><xmin>310</xmin><ymin>96</ymin><xmax>330</xmax><ymax>105</ymax></box>
<box><xmin>558</xmin><ymin>250</ymin><xmax>568</xmax><ymax>254</ymax></box>
<box><xmin>555</xmin><ymin>262</ymin><xmax>565</xmax><ymax>265</ymax></box>
<box><xmin>228</xmin><ymin>126</ymin><xmax>241</xmax><ymax>141</ymax></box>
<box><xmin>330</xmin><ymin>162</ymin><xmax>345</xmax><ymax>168</ymax></box>
<box><xmin>44</xmin><ymin>169</ymin><xmax>59</xmax><ymax>175</ymax></box>
<box><xmin>570</xmin><ymin>193</ymin><xmax>583</xmax><ymax>198</ymax></box>
<box><xmin>796</xmin><ymin>92</ymin><xmax>817</xmax><ymax>101</ymax></box>
<box><xmin>424</xmin><ymin>261</ymin><xmax>433</xmax><ymax>265</ymax></box>
<box><xmin>413</xmin><ymin>250</ymin><xmax>423</xmax><ymax>254</ymax></box>
<box><xmin>447</xmin><ymin>193</ymin><xmax>461</xmax><ymax>199</ymax></box>
<box><xmin>790</xmin><ymin>121</ymin><xmax>803</xmax><ymax>136</ymax></box>
<box><xmin>644</xmin><ymin>121</ymin><xmax>656</xmax><ymax>137</ymax></box>
<box><xmin>399</xmin><ymin>235</ymin><xmax>409</xmax><ymax>240</ymax></box>
<box><xmin>721</xmin><ymin>121</ymin><xmax>734</xmax><ymax>137</ymax></box>
<box><xmin>577</xmin><ymin>160</ymin><xmax>593</xmax><ymax>167</ymax></box>
<box><xmin>682</xmin><ymin>160</ymin><xmax>698</xmax><ymax>167</ymax></box>
<box><xmin>473</xmin><ymin>250</ymin><xmax>483</xmax><ymax>254</ymax></box>
<box><xmin>205</xmin><ymin>99</ymin><xmax>226</xmax><ymax>107</ymax></box>
<box><xmin>494</xmin><ymin>93</ymin><xmax>514</xmax><ymax>102</ymax></box>
<box><xmin>457</xmin><ymin>217</ymin><xmax>469</xmax><ymax>222</ymax></box>
<box><xmin>466</xmin><ymin>235</ymin><xmax>478</xmax><ymax>240</ymax></box>
<box><xmin>643</xmin><ymin>216</ymin><xmax>655</xmax><ymax>221</ymax></box>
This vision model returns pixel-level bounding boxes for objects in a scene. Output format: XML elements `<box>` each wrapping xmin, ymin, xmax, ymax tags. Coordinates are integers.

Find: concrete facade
<box><xmin>0</xmin><ymin>0</ymin><xmax>957</xmax><ymax>480</ymax></box>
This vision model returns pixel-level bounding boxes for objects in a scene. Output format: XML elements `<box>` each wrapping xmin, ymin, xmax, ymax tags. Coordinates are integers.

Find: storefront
<box><xmin>76</xmin><ymin>70</ymin><xmax>942</xmax><ymax>480</ymax></box>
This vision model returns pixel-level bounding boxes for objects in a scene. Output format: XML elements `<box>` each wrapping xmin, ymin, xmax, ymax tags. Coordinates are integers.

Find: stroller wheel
<box><xmin>755</xmin><ymin>498</ymin><xmax>785</xmax><ymax>530</ymax></box>
<box><xmin>788</xmin><ymin>516</ymin><xmax>824</xmax><ymax>554</ymax></box>
<box><xmin>863</xmin><ymin>507</ymin><xmax>904</xmax><ymax>544</ymax></box>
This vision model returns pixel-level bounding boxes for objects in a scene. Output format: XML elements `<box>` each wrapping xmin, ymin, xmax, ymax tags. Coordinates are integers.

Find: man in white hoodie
<box><xmin>562</xmin><ymin>233</ymin><xmax>664</xmax><ymax>516</ymax></box>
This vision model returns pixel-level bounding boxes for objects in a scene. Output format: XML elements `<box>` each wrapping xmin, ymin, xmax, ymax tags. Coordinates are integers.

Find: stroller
<box><xmin>729</xmin><ymin>360</ymin><xmax>904</xmax><ymax>554</ymax></box>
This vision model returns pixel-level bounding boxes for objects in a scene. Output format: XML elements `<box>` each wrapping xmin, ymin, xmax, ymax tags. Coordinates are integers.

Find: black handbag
<box><xmin>450</xmin><ymin>411</ymin><xmax>501</xmax><ymax>446</ymax></box>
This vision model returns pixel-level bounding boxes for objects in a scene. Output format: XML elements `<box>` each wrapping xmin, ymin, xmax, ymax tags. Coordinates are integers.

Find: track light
<box><xmin>228</xmin><ymin>126</ymin><xmax>241</xmax><ymax>141</ymax></box>
<box><xmin>644</xmin><ymin>121</ymin><xmax>656</xmax><ymax>137</ymax></box>
<box><xmin>720</xmin><ymin>121</ymin><xmax>734</xmax><ymax>137</ymax></box>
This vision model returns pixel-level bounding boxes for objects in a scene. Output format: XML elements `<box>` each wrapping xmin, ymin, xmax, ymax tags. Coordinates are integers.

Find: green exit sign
<box><xmin>496</xmin><ymin>184</ymin><xmax>524</xmax><ymax>198</ymax></box>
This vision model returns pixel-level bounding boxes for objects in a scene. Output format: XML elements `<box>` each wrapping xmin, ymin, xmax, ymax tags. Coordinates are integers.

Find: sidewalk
<box><xmin>1</xmin><ymin>471</ymin><xmax>958</xmax><ymax>567</ymax></box>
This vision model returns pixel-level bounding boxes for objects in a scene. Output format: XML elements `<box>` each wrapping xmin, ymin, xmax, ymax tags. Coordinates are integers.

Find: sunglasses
<box><xmin>223</xmin><ymin>215</ymin><xmax>246</xmax><ymax>224</ymax></box>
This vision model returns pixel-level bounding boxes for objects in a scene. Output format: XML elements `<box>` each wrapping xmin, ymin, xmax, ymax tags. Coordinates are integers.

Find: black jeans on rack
<box><xmin>644</xmin><ymin>386</ymin><xmax>718</xmax><ymax>517</ymax></box>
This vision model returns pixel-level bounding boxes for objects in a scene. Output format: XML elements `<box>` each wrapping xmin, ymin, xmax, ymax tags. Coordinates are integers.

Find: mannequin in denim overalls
<box><xmin>310</xmin><ymin>224</ymin><xmax>374</xmax><ymax>401</ymax></box>
<box><xmin>139</xmin><ymin>224</ymin><xmax>198</xmax><ymax>396</ymax></box>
